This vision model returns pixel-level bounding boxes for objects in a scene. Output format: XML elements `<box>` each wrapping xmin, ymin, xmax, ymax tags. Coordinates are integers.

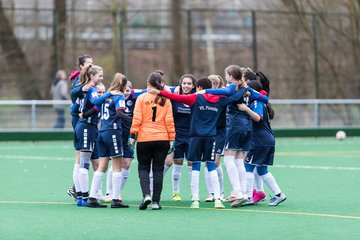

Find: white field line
<box><xmin>2</xmin><ymin>155</ymin><xmax>360</xmax><ymax>171</ymax></box>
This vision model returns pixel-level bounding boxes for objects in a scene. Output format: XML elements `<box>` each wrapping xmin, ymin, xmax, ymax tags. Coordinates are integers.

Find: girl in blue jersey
<box><xmin>204</xmin><ymin>75</ymin><xmax>226</xmax><ymax>202</ymax></box>
<box><xmin>170</xmin><ymin>74</ymin><xmax>196</xmax><ymax>202</ymax></box>
<box><xmin>242</xmin><ymin>79</ymin><xmax>287</xmax><ymax>206</ymax></box>
<box><xmin>67</xmin><ymin>54</ymin><xmax>93</xmax><ymax>201</ymax></box>
<box><xmin>74</xmin><ymin>64</ymin><xmax>121</xmax><ymax>206</ymax></box>
<box><xmin>203</xmin><ymin>65</ymin><xmax>269</xmax><ymax>207</ymax></box>
<box><xmin>87</xmin><ymin>73</ymin><xmax>131</xmax><ymax>208</ymax></box>
<box><xmin>104</xmin><ymin>81</ymin><xmax>147</xmax><ymax>202</ymax></box>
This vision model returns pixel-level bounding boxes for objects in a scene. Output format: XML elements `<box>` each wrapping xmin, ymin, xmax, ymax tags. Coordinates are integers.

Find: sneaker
<box><xmin>214</xmin><ymin>199</ymin><xmax>225</xmax><ymax>209</ymax></box>
<box><xmin>139</xmin><ymin>194</ymin><xmax>152</xmax><ymax>210</ymax></box>
<box><xmin>111</xmin><ymin>199</ymin><xmax>129</xmax><ymax>208</ymax></box>
<box><xmin>190</xmin><ymin>200</ymin><xmax>200</xmax><ymax>209</ymax></box>
<box><xmin>205</xmin><ymin>193</ymin><xmax>215</xmax><ymax>202</ymax></box>
<box><xmin>67</xmin><ymin>186</ymin><xmax>77</xmax><ymax>201</ymax></box>
<box><xmin>96</xmin><ymin>193</ymin><xmax>106</xmax><ymax>202</ymax></box>
<box><xmin>103</xmin><ymin>194</ymin><xmax>112</xmax><ymax>203</ymax></box>
<box><xmin>230</xmin><ymin>196</ymin><xmax>248</xmax><ymax>208</ymax></box>
<box><xmin>223</xmin><ymin>193</ymin><xmax>243</xmax><ymax>203</ymax></box>
<box><xmin>253</xmin><ymin>191</ymin><xmax>267</xmax><ymax>204</ymax></box>
<box><xmin>172</xmin><ymin>193</ymin><xmax>182</xmax><ymax>202</ymax></box>
<box><xmin>87</xmin><ymin>197</ymin><xmax>107</xmax><ymax>208</ymax></box>
<box><xmin>241</xmin><ymin>197</ymin><xmax>254</xmax><ymax>206</ymax></box>
<box><xmin>269</xmin><ymin>193</ymin><xmax>287</xmax><ymax>206</ymax></box>
<box><xmin>152</xmin><ymin>202</ymin><xmax>162</xmax><ymax>210</ymax></box>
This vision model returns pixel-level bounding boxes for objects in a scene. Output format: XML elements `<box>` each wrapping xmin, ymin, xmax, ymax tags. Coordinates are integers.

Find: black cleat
<box><xmin>111</xmin><ymin>199</ymin><xmax>129</xmax><ymax>208</ymax></box>
<box><xmin>67</xmin><ymin>186</ymin><xmax>77</xmax><ymax>201</ymax></box>
<box><xmin>139</xmin><ymin>195</ymin><xmax>152</xmax><ymax>210</ymax></box>
<box><xmin>87</xmin><ymin>197</ymin><xmax>107</xmax><ymax>208</ymax></box>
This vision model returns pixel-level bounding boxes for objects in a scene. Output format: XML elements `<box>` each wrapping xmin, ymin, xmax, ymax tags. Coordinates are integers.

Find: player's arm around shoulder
<box><xmin>164</xmin><ymin>99</ymin><xmax>175</xmax><ymax>141</ymax></box>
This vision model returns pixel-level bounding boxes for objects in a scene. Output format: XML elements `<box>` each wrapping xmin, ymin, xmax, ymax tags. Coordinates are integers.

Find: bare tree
<box><xmin>0</xmin><ymin>0</ymin><xmax>42</xmax><ymax>99</ymax></box>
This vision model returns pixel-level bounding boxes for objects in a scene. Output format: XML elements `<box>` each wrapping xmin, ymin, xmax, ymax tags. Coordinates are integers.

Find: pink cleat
<box><xmin>253</xmin><ymin>191</ymin><xmax>267</xmax><ymax>204</ymax></box>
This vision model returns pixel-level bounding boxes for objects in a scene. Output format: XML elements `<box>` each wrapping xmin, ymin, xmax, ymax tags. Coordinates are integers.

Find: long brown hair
<box><xmin>108</xmin><ymin>73</ymin><xmax>128</xmax><ymax>93</ymax></box>
<box><xmin>147</xmin><ymin>72</ymin><xmax>166</xmax><ymax>106</ymax></box>
<box><xmin>225</xmin><ymin>65</ymin><xmax>243</xmax><ymax>81</ymax></box>
<box><xmin>79</xmin><ymin>64</ymin><xmax>102</xmax><ymax>86</ymax></box>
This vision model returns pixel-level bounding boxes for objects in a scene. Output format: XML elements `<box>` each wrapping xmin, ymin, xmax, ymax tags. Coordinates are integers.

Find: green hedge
<box><xmin>0</xmin><ymin>127</ymin><xmax>359</xmax><ymax>141</ymax></box>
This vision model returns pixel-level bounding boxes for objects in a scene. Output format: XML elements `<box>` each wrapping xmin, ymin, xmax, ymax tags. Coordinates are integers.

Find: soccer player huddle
<box><xmin>67</xmin><ymin>53</ymin><xmax>287</xmax><ymax>210</ymax></box>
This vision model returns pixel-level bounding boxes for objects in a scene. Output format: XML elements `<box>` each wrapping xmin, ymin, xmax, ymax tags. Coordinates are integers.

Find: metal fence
<box><xmin>0</xmin><ymin>99</ymin><xmax>359</xmax><ymax>130</ymax></box>
<box><xmin>1</xmin><ymin>7</ymin><xmax>359</xmax><ymax>99</ymax></box>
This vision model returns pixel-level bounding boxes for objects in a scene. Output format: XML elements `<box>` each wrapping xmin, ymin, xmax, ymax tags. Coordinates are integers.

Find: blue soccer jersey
<box><xmin>172</xmin><ymin>100</ymin><xmax>191</xmax><ymax>136</ymax></box>
<box><xmin>99</xmin><ymin>95</ymin><xmax>127</xmax><ymax>131</ymax></box>
<box><xmin>78</xmin><ymin>86</ymin><xmax>100</xmax><ymax>125</ymax></box>
<box><xmin>249</xmin><ymin>100</ymin><xmax>275</xmax><ymax>147</ymax></box>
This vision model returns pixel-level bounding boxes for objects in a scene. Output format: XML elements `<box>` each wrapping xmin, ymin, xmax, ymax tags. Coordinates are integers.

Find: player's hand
<box><xmin>147</xmin><ymin>87</ymin><xmax>160</xmax><ymax>95</ymax></box>
<box><xmin>168</xmin><ymin>141</ymin><xmax>175</xmax><ymax>155</ymax></box>
<box><xmin>78</xmin><ymin>113</ymin><xmax>84</xmax><ymax>118</ymax></box>
<box><xmin>237</xmin><ymin>103</ymin><xmax>248</xmax><ymax>112</ymax></box>
<box><xmin>82</xmin><ymin>84</ymin><xmax>91</xmax><ymax>92</ymax></box>
<box><xmin>195</xmin><ymin>90</ymin><xmax>205</xmax><ymax>95</ymax></box>
<box><xmin>128</xmin><ymin>138</ymin><xmax>136</xmax><ymax>148</ymax></box>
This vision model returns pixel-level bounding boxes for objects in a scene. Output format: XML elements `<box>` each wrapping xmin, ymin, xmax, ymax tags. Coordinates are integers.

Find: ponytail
<box><xmin>147</xmin><ymin>72</ymin><xmax>166</xmax><ymax>106</ymax></box>
<box><xmin>79</xmin><ymin>64</ymin><xmax>102</xmax><ymax>86</ymax></box>
<box><xmin>256</xmin><ymin>72</ymin><xmax>270</xmax><ymax>96</ymax></box>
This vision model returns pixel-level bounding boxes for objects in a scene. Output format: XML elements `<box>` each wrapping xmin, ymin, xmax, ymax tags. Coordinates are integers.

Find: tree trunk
<box><xmin>171</xmin><ymin>0</ymin><xmax>185</xmax><ymax>84</ymax></box>
<box><xmin>205</xmin><ymin>11</ymin><xmax>216</xmax><ymax>74</ymax></box>
<box><xmin>51</xmin><ymin>0</ymin><xmax>67</xmax><ymax>75</ymax></box>
<box><xmin>0</xmin><ymin>1</ymin><xmax>42</xmax><ymax>99</ymax></box>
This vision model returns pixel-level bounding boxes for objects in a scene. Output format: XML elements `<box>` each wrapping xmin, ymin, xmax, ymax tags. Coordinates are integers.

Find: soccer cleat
<box><xmin>240</xmin><ymin>198</ymin><xmax>254</xmax><ymax>206</ymax></box>
<box><xmin>205</xmin><ymin>193</ymin><xmax>215</xmax><ymax>202</ymax></box>
<box><xmin>253</xmin><ymin>191</ymin><xmax>267</xmax><ymax>204</ymax></box>
<box><xmin>67</xmin><ymin>186</ymin><xmax>77</xmax><ymax>202</ymax></box>
<box><xmin>102</xmin><ymin>194</ymin><xmax>112</xmax><ymax>203</ymax></box>
<box><xmin>87</xmin><ymin>197</ymin><xmax>107</xmax><ymax>208</ymax></box>
<box><xmin>152</xmin><ymin>202</ymin><xmax>162</xmax><ymax>210</ymax></box>
<box><xmin>80</xmin><ymin>199</ymin><xmax>88</xmax><ymax>207</ymax></box>
<box><xmin>96</xmin><ymin>193</ymin><xmax>106</xmax><ymax>202</ymax></box>
<box><xmin>172</xmin><ymin>193</ymin><xmax>182</xmax><ymax>202</ymax></box>
<box><xmin>111</xmin><ymin>199</ymin><xmax>129</xmax><ymax>208</ymax></box>
<box><xmin>190</xmin><ymin>200</ymin><xmax>200</xmax><ymax>209</ymax></box>
<box><xmin>223</xmin><ymin>193</ymin><xmax>244</xmax><ymax>203</ymax></box>
<box><xmin>269</xmin><ymin>193</ymin><xmax>287</xmax><ymax>206</ymax></box>
<box><xmin>214</xmin><ymin>199</ymin><xmax>225</xmax><ymax>209</ymax></box>
<box><xmin>230</xmin><ymin>196</ymin><xmax>249</xmax><ymax>208</ymax></box>
<box><xmin>139</xmin><ymin>194</ymin><xmax>152</xmax><ymax>210</ymax></box>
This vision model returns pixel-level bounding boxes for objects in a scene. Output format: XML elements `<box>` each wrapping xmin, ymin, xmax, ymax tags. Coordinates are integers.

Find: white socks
<box><xmin>224</xmin><ymin>155</ymin><xmax>241</xmax><ymax>194</ymax></box>
<box><xmin>106</xmin><ymin>167</ymin><xmax>113</xmax><ymax>195</ymax></box>
<box><xmin>204</xmin><ymin>167</ymin><xmax>213</xmax><ymax>195</ymax></box>
<box><xmin>209</xmin><ymin>170</ymin><xmax>220</xmax><ymax>199</ymax></box>
<box><xmin>235</xmin><ymin>158</ymin><xmax>247</xmax><ymax>195</ymax></box>
<box><xmin>163</xmin><ymin>165</ymin><xmax>170</xmax><ymax>175</ymax></box>
<box><xmin>172</xmin><ymin>164</ymin><xmax>182</xmax><ymax>193</ymax></box>
<box><xmin>112</xmin><ymin>171</ymin><xmax>122</xmax><ymax>200</ymax></box>
<box><xmin>216</xmin><ymin>166</ymin><xmax>224</xmax><ymax>195</ymax></box>
<box><xmin>120</xmin><ymin>168</ymin><xmax>129</xmax><ymax>192</ymax></box>
<box><xmin>89</xmin><ymin>171</ymin><xmax>104</xmax><ymax>198</ymax></box>
<box><xmin>73</xmin><ymin>163</ymin><xmax>80</xmax><ymax>193</ymax></box>
<box><xmin>78</xmin><ymin>167</ymin><xmax>89</xmax><ymax>193</ymax></box>
<box><xmin>190</xmin><ymin>170</ymin><xmax>200</xmax><ymax>201</ymax></box>
<box><xmin>246</xmin><ymin>172</ymin><xmax>255</xmax><ymax>198</ymax></box>
<box><xmin>261</xmin><ymin>172</ymin><xmax>281</xmax><ymax>195</ymax></box>
<box><xmin>254</xmin><ymin>171</ymin><xmax>264</xmax><ymax>192</ymax></box>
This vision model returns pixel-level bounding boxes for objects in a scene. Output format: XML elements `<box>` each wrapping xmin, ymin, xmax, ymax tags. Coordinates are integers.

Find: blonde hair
<box><xmin>108</xmin><ymin>73</ymin><xmax>128</xmax><ymax>92</ymax></box>
<box><xmin>208</xmin><ymin>74</ymin><xmax>225</xmax><ymax>88</ymax></box>
<box><xmin>79</xmin><ymin>64</ymin><xmax>103</xmax><ymax>85</ymax></box>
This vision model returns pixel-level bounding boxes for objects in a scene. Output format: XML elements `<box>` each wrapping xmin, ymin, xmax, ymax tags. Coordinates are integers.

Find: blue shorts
<box><xmin>245</xmin><ymin>146</ymin><xmax>275</xmax><ymax>166</ymax></box>
<box><xmin>71</xmin><ymin>115</ymin><xmax>79</xmax><ymax>130</ymax></box>
<box><xmin>174</xmin><ymin>133</ymin><xmax>189</xmax><ymax>160</ymax></box>
<box><xmin>122</xmin><ymin>124</ymin><xmax>134</xmax><ymax>159</ymax></box>
<box><xmin>74</xmin><ymin>122</ymin><xmax>98</xmax><ymax>153</ymax></box>
<box><xmin>187</xmin><ymin>136</ymin><xmax>216</xmax><ymax>162</ymax></box>
<box><xmin>97</xmin><ymin>130</ymin><xmax>124</xmax><ymax>158</ymax></box>
<box><xmin>215</xmin><ymin>127</ymin><xmax>226</xmax><ymax>155</ymax></box>
<box><xmin>225</xmin><ymin>126</ymin><xmax>252</xmax><ymax>151</ymax></box>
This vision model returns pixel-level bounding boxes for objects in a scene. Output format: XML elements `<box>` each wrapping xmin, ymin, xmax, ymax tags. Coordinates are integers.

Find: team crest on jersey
<box><xmin>126</xmin><ymin>100</ymin><xmax>133</xmax><ymax>106</ymax></box>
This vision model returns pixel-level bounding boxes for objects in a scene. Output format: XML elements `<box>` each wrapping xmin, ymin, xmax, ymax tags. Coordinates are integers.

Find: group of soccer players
<box><xmin>67</xmin><ymin>53</ymin><xmax>287</xmax><ymax>210</ymax></box>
